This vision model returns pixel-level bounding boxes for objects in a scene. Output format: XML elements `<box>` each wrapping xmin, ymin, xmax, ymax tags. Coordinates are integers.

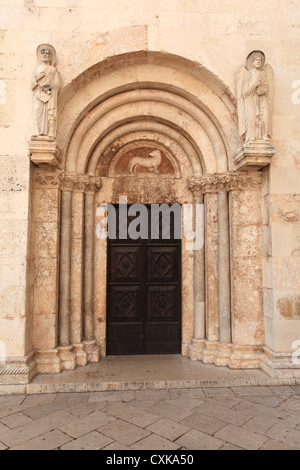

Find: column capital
<box><xmin>58</xmin><ymin>173</ymin><xmax>102</xmax><ymax>193</ymax></box>
<box><xmin>187</xmin><ymin>172</ymin><xmax>262</xmax><ymax>194</ymax></box>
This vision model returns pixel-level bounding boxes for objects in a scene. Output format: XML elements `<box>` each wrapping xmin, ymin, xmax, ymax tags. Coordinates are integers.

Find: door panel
<box><xmin>107</xmin><ymin>204</ymin><xmax>181</xmax><ymax>355</ymax></box>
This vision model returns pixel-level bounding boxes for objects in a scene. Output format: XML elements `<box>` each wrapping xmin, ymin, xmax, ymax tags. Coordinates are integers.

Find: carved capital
<box><xmin>234</xmin><ymin>141</ymin><xmax>275</xmax><ymax>171</ymax></box>
<box><xmin>59</xmin><ymin>174</ymin><xmax>102</xmax><ymax>193</ymax></box>
<box><xmin>29</xmin><ymin>137</ymin><xmax>62</xmax><ymax>168</ymax></box>
<box><xmin>187</xmin><ymin>172</ymin><xmax>262</xmax><ymax>194</ymax></box>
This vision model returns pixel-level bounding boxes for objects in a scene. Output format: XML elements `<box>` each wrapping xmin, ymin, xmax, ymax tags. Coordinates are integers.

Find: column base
<box><xmin>189</xmin><ymin>339</ymin><xmax>262</xmax><ymax>369</ymax></box>
<box><xmin>261</xmin><ymin>346</ymin><xmax>300</xmax><ymax>379</ymax></box>
<box><xmin>34</xmin><ymin>341</ymin><xmax>101</xmax><ymax>375</ymax></box>
<box><xmin>0</xmin><ymin>352</ymin><xmax>36</xmax><ymax>385</ymax></box>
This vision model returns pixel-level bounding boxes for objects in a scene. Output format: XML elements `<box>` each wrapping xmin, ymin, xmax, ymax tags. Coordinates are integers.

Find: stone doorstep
<box><xmin>0</xmin><ymin>376</ymin><xmax>298</xmax><ymax>397</ymax></box>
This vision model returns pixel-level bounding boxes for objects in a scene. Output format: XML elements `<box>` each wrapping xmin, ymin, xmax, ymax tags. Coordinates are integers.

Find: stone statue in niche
<box><xmin>128</xmin><ymin>149</ymin><xmax>162</xmax><ymax>174</ymax></box>
<box><xmin>31</xmin><ymin>44</ymin><xmax>61</xmax><ymax>138</ymax></box>
<box><xmin>235</xmin><ymin>50</ymin><xmax>273</xmax><ymax>143</ymax></box>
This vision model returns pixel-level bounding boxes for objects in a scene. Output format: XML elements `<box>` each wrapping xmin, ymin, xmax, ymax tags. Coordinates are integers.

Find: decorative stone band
<box><xmin>0</xmin><ymin>365</ymin><xmax>31</xmax><ymax>375</ymax></box>
<box><xmin>35</xmin><ymin>168</ymin><xmax>60</xmax><ymax>188</ymax></box>
<box><xmin>187</xmin><ymin>171</ymin><xmax>262</xmax><ymax>194</ymax></box>
<box><xmin>34</xmin><ymin>171</ymin><xmax>102</xmax><ymax>192</ymax></box>
<box><xmin>59</xmin><ymin>173</ymin><xmax>103</xmax><ymax>193</ymax></box>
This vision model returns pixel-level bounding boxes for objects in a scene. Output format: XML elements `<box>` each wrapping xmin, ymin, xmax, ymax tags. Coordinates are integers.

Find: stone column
<box><xmin>83</xmin><ymin>176</ymin><xmax>102</xmax><ymax>362</ymax></box>
<box><xmin>193</xmin><ymin>194</ymin><xmax>205</xmax><ymax>340</ymax></box>
<box><xmin>84</xmin><ymin>191</ymin><xmax>95</xmax><ymax>342</ymax></box>
<box><xmin>218</xmin><ymin>191</ymin><xmax>231</xmax><ymax>344</ymax></box>
<box><xmin>59</xmin><ymin>190</ymin><xmax>72</xmax><ymax>347</ymax></box>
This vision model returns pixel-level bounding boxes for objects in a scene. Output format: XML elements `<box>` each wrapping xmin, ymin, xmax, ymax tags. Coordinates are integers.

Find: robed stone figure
<box><xmin>31</xmin><ymin>44</ymin><xmax>61</xmax><ymax>138</ymax></box>
<box><xmin>235</xmin><ymin>50</ymin><xmax>273</xmax><ymax>143</ymax></box>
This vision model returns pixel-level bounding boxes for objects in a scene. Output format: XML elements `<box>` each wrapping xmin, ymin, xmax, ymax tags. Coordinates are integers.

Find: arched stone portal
<box><xmin>29</xmin><ymin>52</ymin><xmax>264</xmax><ymax>375</ymax></box>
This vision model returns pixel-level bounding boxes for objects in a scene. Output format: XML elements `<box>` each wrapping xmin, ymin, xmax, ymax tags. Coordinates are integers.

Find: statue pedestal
<box><xmin>234</xmin><ymin>141</ymin><xmax>275</xmax><ymax>171</ymax></box>
<box><xmin>29</xmin><ymin>136</ymin><xmax>62</xmax><ymax>168</ymax></box>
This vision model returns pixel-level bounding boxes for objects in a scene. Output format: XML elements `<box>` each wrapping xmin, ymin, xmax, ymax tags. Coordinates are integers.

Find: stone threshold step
<box><xmin>0</xmin><ymin>377</ymin><xmax>298</xmax><ymax>396</ymax></box>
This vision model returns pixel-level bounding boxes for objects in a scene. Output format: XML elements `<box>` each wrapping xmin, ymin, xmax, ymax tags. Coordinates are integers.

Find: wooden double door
<box><xmin>107</xmin><ymin>205</ymin><xmax>181</xmax><ymax>355</ymax></box>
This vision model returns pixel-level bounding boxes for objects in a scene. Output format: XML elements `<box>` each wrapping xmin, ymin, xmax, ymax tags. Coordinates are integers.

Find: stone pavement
<box><xmin>0</xmin><ymin>385</ymin><xmax>299</xmax><ymax>450</ymax></box>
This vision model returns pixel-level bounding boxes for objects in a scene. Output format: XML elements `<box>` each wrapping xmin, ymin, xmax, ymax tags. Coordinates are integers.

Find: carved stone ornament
<box><xmin>59</xmin><ymin>174</ymin><xmax>103</xmax><ymax>192</ymax></box>
<box><xmin>187</xmin><ymin>172</ymin><xmax>262</xmax><ymax>194</ymax></box>
<box><xmin>31</xmin><ymin>44</ymin><xmax>61</xmax><ymax>139</ymax></box>
<box><xmin>34</xmin><ymin>168</ymin><xmax>60</xmax><ymax>188</ymax></box>
<box><xmin>234</xmin><ymin>50</ymin><xmax>275</xmax><ymax>170</ymax></box>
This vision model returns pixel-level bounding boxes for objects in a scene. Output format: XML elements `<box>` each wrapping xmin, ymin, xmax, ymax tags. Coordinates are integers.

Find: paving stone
<box><xmin>54</xmin><ymin>393</ymin><xmax>90</xmax><ymax>405</ymax></box>
<box><xmin>291</xmin><ymin>386</ymin><xmax>300</xmax><ymax>396</ymax></box>
<box><xmin>10</xmin><ymin>430</ymin><xmax>72</xmax><ymax>450</ymax></box>
<box><xmin>61</xmin><ymin>431</ymin><xmax>113</xmax><ymax>450</ymax></box>
<box><xmin>279</xmin><ymin>397</ymin><xmax>300</xmax><ymax>415</ymax></box>
<box><xmin>192</xmin><ymin>402</ymin><xmax>249</xmax><ymax>426</ymax></box>
<box><xmin>203</xmin><ymin>388</ymin><xmax>236</xmax><ymax>399</ymax></box>
<box><xmin>247</xmin><ymin>395</ymin><xmax>287</xmax><ymax>408</ymax></box>
<box><xmin>22</xmin><ymin>403</ymin><xmax>67</xmax><ymax>420</ymax></box>
<box><xmin>181</xmin><ymin>412</ymin><xmax>227</xmax><ymax>436</ymax></box>
<box><xmin>130</xmin><ymin>400</ymin><xmax>159</xmax><ymax>411</ymax></box>
<box><xmin>260</xmin><ymin>439</ymin><xmax>299</xmax><ymax>450</ymax></box>
<box><xmin>242</xmin><ymin>416</ymin><xmax>278</xmax><ymax>434</ymax></box>
<box><xmin>175</xmin><ymin>429</ymin><xmax>225</xmax><ymax>450</ymax></box>
<box><xmin>1</xmin><ymin>412</ymin><xmax>33</xmax><ymax>429</ymax></box>
<box><xmin>22</xmin><ymin>394</ymin><xmax>57</xmax><ymax>407</ymax></box>
<box><xmin>0</xmin><ymin>403</ymin><xmax>37</xmax><ymax>420</ymax></box>
<box><xmin>220</xmin><ymin>443</ymin><xmax>243</xmax><ymax>450</ymax></box>
<box><xmin>88</xmin><ymin>391</ymin><xmax>135</xmax><ymax>403</ymax></box>
<box><xmin>232</xmin><ymin>386</ymin><xmax>275</xmax><ymax>396</ymax></box>
<box><xmin>104</xmin><ymin>402</ymin><xmax>160</xmax><ymax>428</ymax></box>
<box><xmin>135</xmin><ymin>390</ymin><xmax>170</xmax><ymax>402</ymax></box>
<box><xmin>265</xmin><ymin>423</ymin><xmax>300</xmax><ymax>449</ymax></box>
<box><xmin>206</xmin><ymin>397</ymin><xmax>242</xmax><ymax>409</ymax></box>
<box><xmin>0</xmin><ymin>441</ymin><xmax>8</xmax><ymax>450</ymax></box>
<box><xmin>169</xmin><ymin>389</ymin><xmax>205</xmax><ymax>400</ymax></box>
<box><xmin>59</xmin><ymin>410</ymin><xmax>116</xmax><ymax>438</ymax></box>
<box><xmin>66</xmin><ymin>402</ymin><xmax>109</xmax><ymax>418</ymax></box>
<box><xmin>99</xmin><ymin>419</ymin><xmax>150</xmax><ymax>446</ymax></box>
<box><xmin>0</xmin><ymin>410</ymin><xmax>76</xmax><ymax>448</ymax></box>
<box><xmin>269</xmin><ymin>386</ymin><xmax>295</xmax><ymax>396</ymax></box>
<box><xmin>166</xmin><ymin>398</ymin><xmax>204</xmax><ymax>411</ymax></box>
<box><xmin>233</xmin><ymin>400</ymin><xmax>291</xmax><ymax>421</ymax></box>
<box><xmin>103</xmin><ymin>442</ymin><xmax>132</xmax><ymax>450</ymax></box>
<box><xmin>0</xmin><ymin>396</ymin><xmax>26</xmax><ymax>406</ymax></box>
<box><xmin>215</xmin><ymin>424</ymin><xmax>268</xmax><ymax>450</ymax></box>
<box><xmin>133</xmin><ymin>434</ymin><xmax>181</xmax><ymax>450</ymax></box>
<box><xmin>148</xmin><ymin>401</ymin><xmax>195</xmax><ymax>422</ymax></box>
<box><xmin>146</xmin><ymin>419</ymin><xmax>190</xmax><ymax>441</ymax></box>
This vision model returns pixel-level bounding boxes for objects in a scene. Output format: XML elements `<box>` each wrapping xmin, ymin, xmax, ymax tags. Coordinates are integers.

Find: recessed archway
<box><xmin>30</xmin><ymin>51</ymin><xmax>264</xmax><ymax>374</ymax></box>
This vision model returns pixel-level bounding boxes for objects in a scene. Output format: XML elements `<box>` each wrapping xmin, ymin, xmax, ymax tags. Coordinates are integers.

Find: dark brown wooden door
<box><xmin>107</xmin><ymin>205</ymin><xmax>181</xmax><ymax>355</ymax></box>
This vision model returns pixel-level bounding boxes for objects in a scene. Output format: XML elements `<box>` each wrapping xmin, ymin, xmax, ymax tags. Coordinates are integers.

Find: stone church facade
<box><xmin>0</xmin><ymin>0</ymin><xmax>299</xmax><ymax>388</ymax></box>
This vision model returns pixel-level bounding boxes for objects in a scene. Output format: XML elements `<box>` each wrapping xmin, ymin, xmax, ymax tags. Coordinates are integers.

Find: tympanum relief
<box><xmin>107</xmin><ymin>144</ymin><xmax>179</xmax><ymax>178</ymax></box>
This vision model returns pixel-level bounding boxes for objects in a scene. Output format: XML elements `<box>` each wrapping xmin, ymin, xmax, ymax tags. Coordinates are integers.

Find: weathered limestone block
<box><xmin>230</xmin><ymin>189</ymin><xmax>264</xmax><ymax>348</ymax></box>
